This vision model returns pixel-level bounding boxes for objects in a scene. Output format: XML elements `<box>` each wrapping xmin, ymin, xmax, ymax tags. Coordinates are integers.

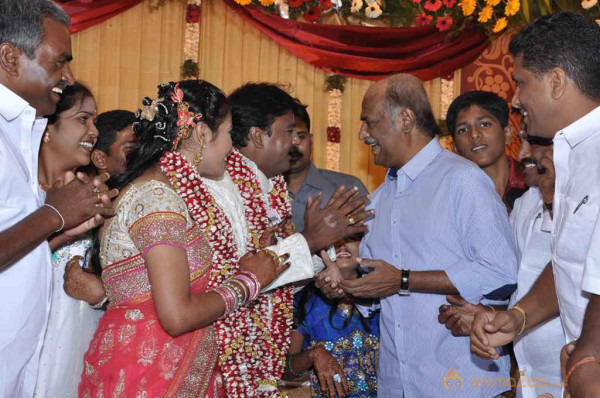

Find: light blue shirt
<box><xmin>359</xmin><ymin>139</ymin><xmax>518</xmax><ymax>397</ymax></box>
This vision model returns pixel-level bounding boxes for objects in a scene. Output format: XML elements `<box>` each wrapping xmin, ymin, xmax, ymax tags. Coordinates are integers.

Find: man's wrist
<box><xmin>397</xmin><ymin>268</ymin><xmax>410</xmax><ymax>296</ymax></box>
<box><xmin>508</xmin><ymin>305</ymin><xmax>527</xmax><ymax>334</ymax></box>
<box><xmin>40</xmin><ymin>204</ymin><xmax>64</xmax><ymax>234</ymax></box>
<box><xmin>300</xmin><ymin>231</ymin><xmax>316</xmax><ymax>253</ymax></box>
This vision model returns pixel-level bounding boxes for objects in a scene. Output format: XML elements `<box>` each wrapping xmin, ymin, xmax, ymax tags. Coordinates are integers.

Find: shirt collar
<box><xmin>560</xmin><ymin>105</ymin><xmax>600</xmax><ymax>148</ymax></box>
<box><xmin>0</xmin><ymin>83</ymin><xmax>30</xmax><ymax>122</ymax></box>
<box><xmin>390</xmin><ymin>138</ymin><xmax>443</xmax><ymax>181</ymax></box>
<box><xmin>302</xmin><ymin>163</ymin><xmax>331</xmax><ymax>192</ymax></box>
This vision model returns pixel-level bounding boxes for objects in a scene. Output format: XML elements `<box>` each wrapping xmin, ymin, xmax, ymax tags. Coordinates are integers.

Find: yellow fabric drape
<box><xmin>70</xmin><ymin>0</ymin><xmax>461</xmax><ymax>192</ymax></box>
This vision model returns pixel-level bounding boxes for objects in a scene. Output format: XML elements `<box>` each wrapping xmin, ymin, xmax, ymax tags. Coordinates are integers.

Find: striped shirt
<box><xmin>359</xmin><ymin>138</ymin><xmax>518</xmax><ymax>397</ymax></box>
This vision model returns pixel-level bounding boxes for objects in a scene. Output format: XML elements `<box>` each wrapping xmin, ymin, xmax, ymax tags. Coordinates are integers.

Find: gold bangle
<box><xmin>509</xmin><ymin>305</ymin><xmax>527</xmax><ymax>335</ymax></box>
<box><xmin>565</xmin><ymin>357</ymin><xmax>600</xmax><ymax>389</ymax></box>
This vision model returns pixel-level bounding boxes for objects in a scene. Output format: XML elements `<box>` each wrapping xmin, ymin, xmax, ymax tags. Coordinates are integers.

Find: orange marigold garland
<box><xmin>159</xmin><ymin>149</ymin><xmax>293</xmax><ymax>397</ymax></box>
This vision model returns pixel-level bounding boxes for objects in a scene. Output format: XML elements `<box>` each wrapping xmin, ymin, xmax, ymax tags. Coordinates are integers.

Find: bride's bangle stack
<box><xmin>214</xmin><ymin>271</ymin><xmax>261</xmax><ymax>316</ymax></box>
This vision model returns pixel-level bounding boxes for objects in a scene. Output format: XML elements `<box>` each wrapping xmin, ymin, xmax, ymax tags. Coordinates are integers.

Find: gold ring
<box><xmin>348</xmin><ymin>217</ymin><xmax>356</xmax><ymax>226</ymax></box>
<box><xmin>262</xmin><ymin>249</ymin><xmax>280</xmax><ymax>266</ymax></box>
<box><xmin>97</xmin><ymin>192</ymin><xmax>102</xmax><ymax>202</ymax></box>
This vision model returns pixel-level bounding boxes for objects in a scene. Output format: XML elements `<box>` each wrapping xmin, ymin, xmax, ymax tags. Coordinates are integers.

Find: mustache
<box><xmin>289</xmin><ymin>146</ymin><xmax>302</xmax><ymax>158</ymax></box>
<box><xmin>521</xmin><ymin>157</ymin><xmax>547</xmax><ymax>175</ymax></box>
<box><xmin>55</xmin><ymin>80</ymin><xmax>68</xmax><ymax>90</ymax></box>
<box><xmin>365</xmin><ymin>137</ymin><xmax>378</xmax><ymax>146</ymax></box>
<box><xmin>521</xmin><ymin>157</ymin><xmax>536</xmax><ymax>168</ymax></box>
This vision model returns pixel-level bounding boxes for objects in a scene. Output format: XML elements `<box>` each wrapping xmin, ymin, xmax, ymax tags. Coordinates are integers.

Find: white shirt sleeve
<box><xmin>261</xmin><ymin>233</ymin><xmax>314</xmax><ymax>292</ymax></box>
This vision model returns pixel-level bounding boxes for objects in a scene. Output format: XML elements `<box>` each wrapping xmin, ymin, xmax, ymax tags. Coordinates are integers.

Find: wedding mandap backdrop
<box><xmin>59</xmin><ymin>0</ymin><xmax>599</xmax><ymax>191</ymax></box>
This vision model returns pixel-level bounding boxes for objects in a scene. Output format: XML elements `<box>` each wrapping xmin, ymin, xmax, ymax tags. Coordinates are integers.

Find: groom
<box><xmin>224</xmin><ymin>81</ymin><xmax>371</xmax><ymax>286</ymax></box>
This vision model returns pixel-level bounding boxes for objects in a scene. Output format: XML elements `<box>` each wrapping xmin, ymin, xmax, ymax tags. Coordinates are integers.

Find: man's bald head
<box><xmin>368</xmin><ymin>74</ymin><xmax>440</xmax><ymax>138</ymax></box>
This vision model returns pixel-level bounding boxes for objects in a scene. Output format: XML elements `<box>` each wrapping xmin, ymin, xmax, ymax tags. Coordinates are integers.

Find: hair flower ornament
<box><xmin>139</xmin><ymin>96</ymin><xmax>167</xmax><ymax>122</ymax></box>
<box><xmin>170</xmin><ymin>82</ymin><xmax>203</xmax><ymax>149</ymax></box>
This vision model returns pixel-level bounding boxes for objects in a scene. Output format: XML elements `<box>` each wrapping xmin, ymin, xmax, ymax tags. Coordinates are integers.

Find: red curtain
<box><xmin>57</xmin><ymin>0</ymin><xmax>144</xmax><ymax>34</ymax></box>
<box><xmin>224</xmin><ymin>0</ymin><xmax>489</xmax><ymax>81</ymax></box>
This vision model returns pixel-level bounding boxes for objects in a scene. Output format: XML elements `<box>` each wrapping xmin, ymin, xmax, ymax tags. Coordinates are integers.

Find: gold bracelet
<box><xmin>565</xmin><ymin>356</ymin><xmax>600</xmax><ymax>389</ymax></box>
<box><xmin>509</xmin><ymin>305</ymin><xmax>527</xmax><ymax>335</ymax></box>
<box><xmin>485</xmin><ymin>305</ymin><xmax>495</xmax><ymax>312</ymax></box>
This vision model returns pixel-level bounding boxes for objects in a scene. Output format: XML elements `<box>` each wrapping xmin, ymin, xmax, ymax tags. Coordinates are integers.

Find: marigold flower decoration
<box><xmin>259</xmin><ymin>0</ymin><xmax>275</xmax><ymax>5</ymax></box>
<box><xmin>234</xmin><ymin>0</ymin><xmax>252</xmax><ymax>5</ymax></box>
<box><xmin>493</xmin><ymin>16</ymin><xmax>508</xmax><ymax>32</ymax></box>
<box><xmin>460</xmin><ymin>0</ymin><xmax>476</xmax><ymax>15</ymax></box>
<box><xmin>478</xmin><ymin>5</ymin><xmax>493</xmax><ymax>22</ymax></box>
<box><xmin>504</xmin><ymin>0</ymin><xmax>520</xmax><ymax>16</ymax></box>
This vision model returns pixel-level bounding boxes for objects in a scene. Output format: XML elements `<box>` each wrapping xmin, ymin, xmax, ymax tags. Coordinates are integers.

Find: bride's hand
<box><xmin>258</xmin><ymin>217</ymin><xmax>297</xmax><ymax>247</ymax></box>
<box><xmin>238</xmin><ymin>250</ymin><xmax>291</xmax><ymax>287</ymax></box>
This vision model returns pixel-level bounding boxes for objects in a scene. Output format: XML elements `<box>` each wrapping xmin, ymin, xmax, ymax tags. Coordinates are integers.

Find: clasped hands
<box><xmin>315</xmin><ymin>253</ymin><xmax>403</xmax><ymax>300</ymax></box>
<box><xmin>45</xmin><ymin>171</ymin><xmax>118</xmax><ymax>236</ymax></box>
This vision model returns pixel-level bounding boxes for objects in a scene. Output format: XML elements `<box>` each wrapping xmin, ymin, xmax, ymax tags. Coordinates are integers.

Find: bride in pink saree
<box><xmin>79</xmin><ymin>80</ymin><xmax>293</xmax><ymax>397</ymax></box>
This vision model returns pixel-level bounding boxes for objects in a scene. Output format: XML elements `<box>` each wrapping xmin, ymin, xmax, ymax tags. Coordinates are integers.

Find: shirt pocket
<box><xmin>555</xmin><ymin>196</ymin><xmax>599</xmax><ymax>265</ymax></box>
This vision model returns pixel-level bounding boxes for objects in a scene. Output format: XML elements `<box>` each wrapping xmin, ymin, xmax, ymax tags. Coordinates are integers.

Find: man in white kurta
<box><xmin>0</xmin><ymin>83</ymin><xmax>53</xmax><ymax>398</ymax></box>
<box><xmin>509</xmin><ymin>184</ymin><xmax>564</xmax><ymax>398</ymax></box>
<box><xmin>1</xmin><ymin>3</ymin><xmax>117</xmax><ymax>395</ymax></box>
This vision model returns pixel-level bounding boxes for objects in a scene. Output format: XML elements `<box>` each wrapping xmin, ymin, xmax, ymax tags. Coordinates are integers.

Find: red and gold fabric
<box><xmin>80</xmin><ymin>180</ymin><xmax>225</xmax><ymax>397</ymax></box>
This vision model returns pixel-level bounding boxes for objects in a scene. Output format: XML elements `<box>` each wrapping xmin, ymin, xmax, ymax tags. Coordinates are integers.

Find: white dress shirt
<box><xmin>0</xmin><ymin>83</ymin><xmax>52</xmax><ymax>398</ymax></box>
<box><xmin>552</xmin><ymin>105</ymin><xmax>600</xmax><ymax>342</ymax></box>
<box><xmin>509</xmin><ymin>187</ymin><xmax>564</xmax><ymax>398</ymax></box>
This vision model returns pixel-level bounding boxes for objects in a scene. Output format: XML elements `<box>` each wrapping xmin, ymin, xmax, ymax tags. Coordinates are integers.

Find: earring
<box><xmin>43</xmin><ymin>131</ymin><xmax>50</xmax><ymax>143</ymax></box>
<box><xmin>193</xmin><ymin>144</ymin><xmax>205</xmax><ymax>166</ymax></box>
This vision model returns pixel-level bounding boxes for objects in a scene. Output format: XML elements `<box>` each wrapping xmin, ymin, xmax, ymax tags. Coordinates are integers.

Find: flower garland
<box><xmin>182</xmin><ymin>0</ymin><xmax>201</xmax><ymax>79</ymax></box>
<box><xmin>325</xmin><ymin>74</ymin><xmax>346</xmax><ymax>171</ymax></box>
<box><xmin>159</xmin><ymin>149</ymin><xmax>293</xmax><ymax>397</ymax></box>
<box><xmin>234</xmin><ymin>0</ymin><xmax>521</xmax><ymax>34</ymax></box>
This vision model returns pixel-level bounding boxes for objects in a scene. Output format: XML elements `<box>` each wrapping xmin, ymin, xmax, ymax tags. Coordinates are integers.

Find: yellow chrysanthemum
<box><xmin>493</xmin><ymin>17</ymin><xmax>508</xmax><ymax>32</ymax></box>
<box><xmin>504</xmin><ymin>0</ymin><xmax>520</xmax><ymax>16</ymax></box>
<box><xmin>486</xmin><ymin>0</ymin><xmax>501</xmax><ymax>6</ymax></box>
<box><xmin>460</xmin><ymin>0</ymin><xmax>476</xmax><ymax>16</ymax></box>
<box><xmin>478</xmin><ymin>5</ymin><xmax>493</xmax><ymax>22</ymax></box>
<box><xmin>235</xmin><ymin>0</ymin><xmax>252</xmax><ymax>4</ymax></box>
<box><xmin>259</xmin><ymin>0</ymin><xmax>275</xmax><ymax>5</ymax></box>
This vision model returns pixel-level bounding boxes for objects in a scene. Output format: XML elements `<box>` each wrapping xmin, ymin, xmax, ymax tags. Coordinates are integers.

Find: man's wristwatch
<box><xmin>398</xmin><ymin>269</ymin><xmax>410</xmax><ymax>296</ymax></box>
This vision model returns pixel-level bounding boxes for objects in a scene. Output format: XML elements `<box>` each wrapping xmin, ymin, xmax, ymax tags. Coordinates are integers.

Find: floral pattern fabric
<box><xmin>296</xmin><ymin>293</ymin><xmax>380</xmax><ymax>398</ymax></box>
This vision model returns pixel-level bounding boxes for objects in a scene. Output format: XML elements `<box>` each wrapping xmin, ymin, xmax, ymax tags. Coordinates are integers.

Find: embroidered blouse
<box><xmin>99</xmin><ymin>180</ymin><xmax>212</xmax><ymax>306</ymax></box>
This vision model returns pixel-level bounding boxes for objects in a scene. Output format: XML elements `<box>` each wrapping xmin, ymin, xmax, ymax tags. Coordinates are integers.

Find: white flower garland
<box><xmin>183</xmin><ymin>0</ymin><xmax>201</xmax><ymax>78</ymax></box>
<box><xmin>326</xmin><ymin>88</ymin><xmax>342</xmax><ymax>171</ymax></box>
